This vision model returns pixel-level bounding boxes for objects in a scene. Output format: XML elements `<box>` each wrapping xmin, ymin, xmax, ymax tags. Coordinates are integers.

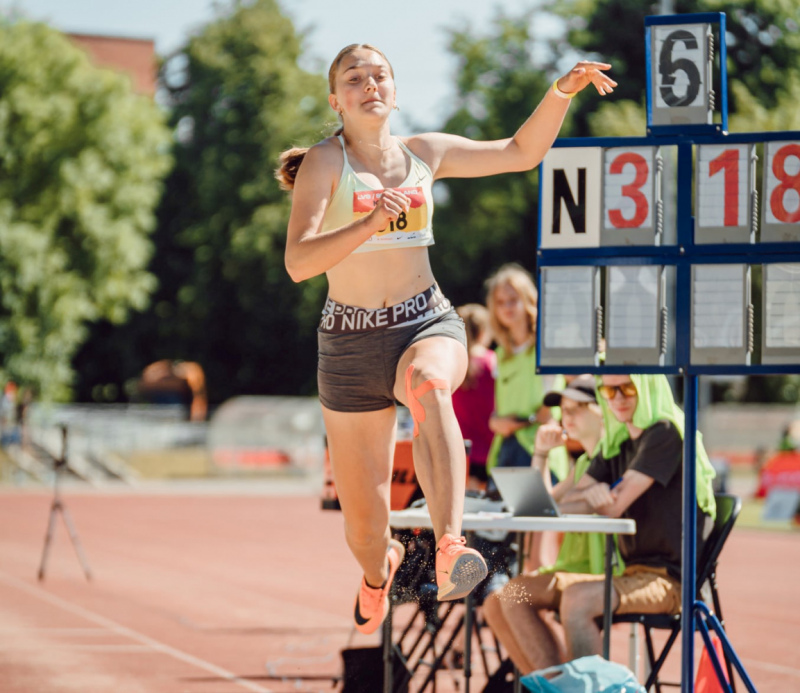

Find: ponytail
<box><xmin>275</xmin><ymin>147</ymin><xmax>307</xmax><ymax>191</ymax></box>
<box><xmin>275</xmin><ymin>127</ymin><xmax>344</xmax><ymax>192</ymax></box>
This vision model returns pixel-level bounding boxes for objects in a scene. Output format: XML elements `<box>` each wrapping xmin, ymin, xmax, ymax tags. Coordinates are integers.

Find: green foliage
<box><xmin>432</xmin><ymin>11</ymin><xmax>559</xmax><ymax>305</ymax></box>
<box><xmin>0</xmin><ymin>22</ymin><xmax>171</xmax><ymax>399</ymax></box>
<box><xmin>555</xmin><ymin>0</ymin><xmax>800</xmax><ymax>136</ymax></box>
<box><xmin>74</xmin><ymin>0</ymin><xmax>332</xmax><ymax>402</ymax></box>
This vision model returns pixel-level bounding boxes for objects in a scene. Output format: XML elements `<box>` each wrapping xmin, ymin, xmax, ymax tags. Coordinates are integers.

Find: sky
<box><xmin>9</xmin><ymin>0</ymin><xmax>562</xmax><ymax>133</ymax></box>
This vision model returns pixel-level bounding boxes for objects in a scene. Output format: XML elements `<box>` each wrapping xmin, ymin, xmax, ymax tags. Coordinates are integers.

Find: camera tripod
<box><xmin>37</xmin><ymin>425</ymin><xmax>92</xmax><ymax>581</ymax></box>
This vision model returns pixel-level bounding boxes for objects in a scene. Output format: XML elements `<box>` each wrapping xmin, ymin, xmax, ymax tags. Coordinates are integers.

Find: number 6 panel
<box><xmin>647</xmin><ymin>18</ymin><xmax>719</xmax><ymax>131</ymax></box>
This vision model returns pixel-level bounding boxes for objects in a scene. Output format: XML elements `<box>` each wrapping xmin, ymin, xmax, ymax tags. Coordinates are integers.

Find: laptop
<box><xmin>491</xmin><ymin>467</ymin><xmax>562</xmax><ymax>517</ymax></box>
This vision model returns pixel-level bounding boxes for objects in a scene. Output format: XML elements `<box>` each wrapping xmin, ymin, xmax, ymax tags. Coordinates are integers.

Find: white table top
<box><xmin>390</xmin><ymin>507</ymin><xmax>636</xmax><ymax>535</ymax></box>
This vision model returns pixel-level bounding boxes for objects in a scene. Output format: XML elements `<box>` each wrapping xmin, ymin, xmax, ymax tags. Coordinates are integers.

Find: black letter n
<box><xmin>552</xmin><ymin>168</ymin><xmax>586</xmax><ymax>235</ymax></box>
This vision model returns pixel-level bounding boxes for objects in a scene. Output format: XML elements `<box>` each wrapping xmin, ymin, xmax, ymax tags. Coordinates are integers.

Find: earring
<box><xmin>393</xmin><ymin>104</ymin><xmax>400</xmax><ymax>111</ymax></box>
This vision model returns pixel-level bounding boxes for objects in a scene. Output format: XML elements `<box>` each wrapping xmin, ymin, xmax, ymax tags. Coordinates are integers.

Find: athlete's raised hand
<box><xmin>556</xmin><ymin>61</ymin><xmax>617</xmax><ymax>97</ymax></box>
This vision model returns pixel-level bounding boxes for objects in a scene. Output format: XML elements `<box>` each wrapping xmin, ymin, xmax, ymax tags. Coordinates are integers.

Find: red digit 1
<box><xmin>708</xmin><ymin>149</ymin><xmax>740</xmax><ymax>227</ymax></box>
<box><xmin>770</xmin><ymin>144</ymin><xmax>800</xmax><ymax>223</ymax></box>
<box><xmin>608</xmin><ymin>153</ymin><xmax>649</xmax><ymax>228</ymax></box>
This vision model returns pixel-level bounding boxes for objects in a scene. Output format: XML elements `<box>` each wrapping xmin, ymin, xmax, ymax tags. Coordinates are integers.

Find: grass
<box><xmin>737</xmin><ymin>496</ymin><xmax>799</xmax><ymax>532</ymax></box>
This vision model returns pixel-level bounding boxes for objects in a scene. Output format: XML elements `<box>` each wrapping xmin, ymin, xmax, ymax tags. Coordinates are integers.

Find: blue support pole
<box><xmin>682</xmin><ymin>374</ymin><xmax>698</xmax><ymax>693</ymax></box>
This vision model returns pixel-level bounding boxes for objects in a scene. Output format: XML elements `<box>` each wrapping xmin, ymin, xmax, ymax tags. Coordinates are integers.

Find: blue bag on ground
<box><xmin>521</xmin><ymin>655</ymin><xmax>646</xmax><ymax>693</ymax></box>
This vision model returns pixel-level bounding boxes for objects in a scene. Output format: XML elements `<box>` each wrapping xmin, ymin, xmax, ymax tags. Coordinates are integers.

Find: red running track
<box><xmin>0</xmin><ymin>486</ymin><xmax>798</xmax><ymax>692</ymax></box>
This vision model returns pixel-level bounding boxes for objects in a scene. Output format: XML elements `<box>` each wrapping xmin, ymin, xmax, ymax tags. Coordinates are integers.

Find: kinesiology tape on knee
<box><xmin>405</xmin><ymin>364</ymin><xmax>450</xmax><ymax>438</ymax></box>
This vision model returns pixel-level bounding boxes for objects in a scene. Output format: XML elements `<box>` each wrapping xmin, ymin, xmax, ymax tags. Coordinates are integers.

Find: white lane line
<box><xmin>743</xmin><ymin>658</ymin><xmax>800</xmax><ymax>679</ymax></box>
<box><xmin>0</xmin><ymin>570</ymin><xmax>273</xmax><ymax>693</ymax></box>
<box><xmin>0</xmin><ymin>627</ymin><xmax>107</xmax><ymax>635</ymax></box>
<box><xmin>0</xmin><ymin>643</ymin><xmax>156</xmax><ymax>653</ymax></box>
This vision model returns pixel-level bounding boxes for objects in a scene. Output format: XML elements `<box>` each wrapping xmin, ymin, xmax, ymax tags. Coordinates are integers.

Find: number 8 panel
<box><xmin>762</xmin><ymin>141</ymin><xmax>800</xmax><ymax>242</ymax></box>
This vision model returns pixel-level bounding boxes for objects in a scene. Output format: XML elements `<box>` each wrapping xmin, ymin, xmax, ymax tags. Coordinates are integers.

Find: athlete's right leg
<box><xmin>321</xmin><ymin>404</ymin><xmax>398</xmax><ymax>589</ymax></box>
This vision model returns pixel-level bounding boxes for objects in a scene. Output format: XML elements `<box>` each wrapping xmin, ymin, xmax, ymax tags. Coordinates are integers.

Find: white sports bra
<box><xmin>321</xmin><ymin>135</ymin><xmax>435</xmax><ymax>253</ymax></box>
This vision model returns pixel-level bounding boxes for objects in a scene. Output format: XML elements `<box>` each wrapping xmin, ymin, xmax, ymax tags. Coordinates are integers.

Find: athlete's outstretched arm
<box><xmin>411</xmin><ymin>61</ymin><xmax>617</xmax><ymax>181</ymax></box>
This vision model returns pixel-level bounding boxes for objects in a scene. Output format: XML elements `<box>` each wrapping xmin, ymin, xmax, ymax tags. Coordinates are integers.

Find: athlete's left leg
<box><xmin>394</xmin><ymin>336</ymin><xmax>487</xmax><ymax>600</ymax></box>
<box><xmin>394</xmin><ymin>335</ymin><xmax>468</xmax><ymax>541</ymax></box>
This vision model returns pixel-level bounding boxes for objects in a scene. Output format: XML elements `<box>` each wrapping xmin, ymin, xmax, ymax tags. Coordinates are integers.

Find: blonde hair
<box><xmin>275</xmin><ymin>44</ymin><xmax>394</xmax><ymax>191</ymax></box>
<box><xmin>485</xmin><ymin>263</ymin><xmax>538</xmax><ymax>358</ymax></box>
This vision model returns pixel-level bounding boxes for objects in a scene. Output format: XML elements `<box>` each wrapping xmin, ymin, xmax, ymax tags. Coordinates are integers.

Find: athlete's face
<box><xmin>599</xmin><ymin>375</ymin><xmax>638</xmax><ymax>425</ymax></box>
<box><xmin>493</xmin><ymin>283</ymin><xmax>526</xmax><ymax>329</ymax></box>
<box><xmin>329</xmin><ymin>49</ymin><xmax>396</xmax><ymax>121</ymax></box>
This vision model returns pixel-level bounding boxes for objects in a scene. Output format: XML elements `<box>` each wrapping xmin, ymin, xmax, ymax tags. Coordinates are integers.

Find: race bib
<box><xmin>352</xmin><ymin>186</ymin><xmax>428</xmax><ymax>238</ymax></box>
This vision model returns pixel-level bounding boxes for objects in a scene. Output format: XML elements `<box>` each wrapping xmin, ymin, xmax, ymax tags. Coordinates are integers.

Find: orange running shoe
<box><xmin>353</xmin><ymin>538</ymin><xmax>405</xmax><ymax>635</ymax></box>
<box><xmin>436</xmin><ymin>534</ymin><xmax>488</xmax><ymax>601</ymax></box>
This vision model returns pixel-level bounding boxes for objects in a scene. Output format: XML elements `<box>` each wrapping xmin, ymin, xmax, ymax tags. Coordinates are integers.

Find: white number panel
<box><xmin>653</xmin><ymin>24</ymin><xmax>706</xmax><ymax>110</ymax></box>
<box><xmin>695</xmin><ymin>143</ymin><xmax>754</xmax><ymax>243</ymax></box>
<box><xmin>601</xmin><ymin>147</ymin><xmax>659</xmax><ymax>246</ymax></box>
<box><xmin>540</xmin><ymin>148</ymin><xmax>601</xmax><ymax>248</ymax></box>
<box><xmin>649</xmin><ymin>22</ymin><xmax>711</xmax><ymax>127</ymax></box>
<box><xmin>762</xmin><ymin>141</ymin><xmax>800</xmax><ymax>242</ymax></box>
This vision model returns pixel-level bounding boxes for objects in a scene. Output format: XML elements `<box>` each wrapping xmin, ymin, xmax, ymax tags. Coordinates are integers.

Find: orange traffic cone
<box><xmin>695</xmin><ymin>633</ymin><xmax>729</xmax><ymax>693</ymax></box>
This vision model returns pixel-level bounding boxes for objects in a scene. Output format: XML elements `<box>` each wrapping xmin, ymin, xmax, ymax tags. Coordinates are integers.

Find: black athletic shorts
<box><xmin>317</xmin><ymin>285</ymin><xmax>467</xmax><ymax>412</ymax></box>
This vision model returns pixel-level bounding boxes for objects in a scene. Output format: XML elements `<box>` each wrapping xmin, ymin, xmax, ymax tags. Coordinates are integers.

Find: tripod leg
<box><xmin>60</xmin><ymin>504</ymin><xmax>93</xmax><ymax>581</ymax></box>
<box><xmin>37</xmin><ymin>500</ymin><xmax>61</xmax><ymax>581</ymax></box>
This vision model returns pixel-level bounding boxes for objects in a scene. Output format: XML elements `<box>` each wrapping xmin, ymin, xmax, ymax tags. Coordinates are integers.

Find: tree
<box><xmin>73</xmin><ymin>0</ymin><xmax>332</xmax><ymax>403</ymax></box>
<box><xmin>0</xmin><ymin>21</ymin><xmax>171</xmax><ymax>400</ymax></box>
<box><xmin>555</xmin><ymin>0</ymin><xmax>800</xmax><ymax>136</ymax></box>
<box><xmin>431</xmin><ymin>10</ymin><xmax>563</xmax><ymax>306</ymax></box>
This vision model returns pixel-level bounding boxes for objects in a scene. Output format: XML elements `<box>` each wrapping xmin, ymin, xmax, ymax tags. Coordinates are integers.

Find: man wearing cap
<box><xmin>483</xmin><ymin>374</ymin><xmax>615</xmax><ymax>672</ymax></box>
<box><xmin>484</xmin><ymin>373</ymin><xmax>716</xmax><ymax>675</ymax></box>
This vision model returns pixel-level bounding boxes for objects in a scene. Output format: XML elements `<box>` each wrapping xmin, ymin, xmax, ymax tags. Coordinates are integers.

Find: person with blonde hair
<box><xmin>277</xmin><ymin>42</ymin><xmax>616</xmax><ymax>635</ymax></box>
<box><xmin>484</xmin><ymin>263</ymin><xmax>564</xmax><ymax>570</ymax></box>
<box><xmin>485</xmin><ymin>264</ymin><xmax>552</xmax><ymax>471</ymax></box>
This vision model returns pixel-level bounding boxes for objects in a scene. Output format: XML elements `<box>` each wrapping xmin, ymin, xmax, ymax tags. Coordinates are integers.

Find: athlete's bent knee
<box><xmin>405</xmin><ymin>363</ymin><xmax>450</xmax><ymax>438</ymax></box>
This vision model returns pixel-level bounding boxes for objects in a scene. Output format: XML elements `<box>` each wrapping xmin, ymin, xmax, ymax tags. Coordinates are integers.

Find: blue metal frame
<box><xmin>645</xmin><ymin>13</ymin><xmax>728</xmax><ymax>136</ymax></box>
<box><xmin>695</xmin><ymin>601</ymin><xmax>759</xmax><ymax>693</ymax></box>
<box><xmin>536</xmin><ymin>123</ymin><xmax>800</xmax><ymax>692</ymax></box>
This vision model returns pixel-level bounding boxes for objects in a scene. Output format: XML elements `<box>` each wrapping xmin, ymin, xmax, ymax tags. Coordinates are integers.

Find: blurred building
<box><xmin>67</xmin><ymin>32</ymin><xmax>156</xmax><ymax>97</ymax></box>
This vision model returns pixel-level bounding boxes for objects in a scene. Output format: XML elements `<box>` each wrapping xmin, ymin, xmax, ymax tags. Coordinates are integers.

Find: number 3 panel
<box><xmin>601</xmin><ymin>146</ymin><xmax>661</xmax><ymax>246</ymax></box>
<box><xmin>695</xmin><ymin>143</ymin><xmax>756</xmax><ymax>244</ymax></box>
<box><xmin>761</xmin><ymin>141</ymin><xmax>800</xmax><ymax>243</ymax></box>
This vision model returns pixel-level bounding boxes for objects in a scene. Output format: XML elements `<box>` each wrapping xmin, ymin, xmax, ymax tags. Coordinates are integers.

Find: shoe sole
<box><xmin>353</xmin><ymin>538</ymin><xmax>406</xmax><ymax>634</ymax></box>
<box><xmin>437</xmin><ymin>553</ymin><xmax>488</xmax><ymax>601</ymax></box>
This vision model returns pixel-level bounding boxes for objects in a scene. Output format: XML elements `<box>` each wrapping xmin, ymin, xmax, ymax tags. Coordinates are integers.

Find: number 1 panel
<box><xmin>695</xmin><ymin>143</ymin><xmax>756</xmax><ymax>244</ymax></box>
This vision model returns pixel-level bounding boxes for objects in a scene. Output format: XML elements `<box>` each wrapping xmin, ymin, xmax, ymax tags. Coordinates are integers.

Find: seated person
<box><xmin>534</xmin><ymin>374</ymin><xmax>624</xmax><ymax>576</ymax></box>
<box><xmin>483</xmin><ymin>374</ymin><xmax>717</xmax><ymax>675</ymax></box>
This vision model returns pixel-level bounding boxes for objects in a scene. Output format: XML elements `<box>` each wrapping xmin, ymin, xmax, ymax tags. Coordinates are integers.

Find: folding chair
<box><xmin>610</xmin><ymin>493</ymin><xmax>741</xmax><ymax>692</ymax></box>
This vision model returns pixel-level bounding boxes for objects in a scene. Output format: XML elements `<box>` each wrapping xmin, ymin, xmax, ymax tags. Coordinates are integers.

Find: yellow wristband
<box><xmin>552</xmin><ymin>79</ymin><xmax>577</xmax><ymax>100</ymax></box>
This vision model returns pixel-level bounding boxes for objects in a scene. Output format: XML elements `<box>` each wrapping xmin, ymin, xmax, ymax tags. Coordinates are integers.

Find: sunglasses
<box><xmin>598</xmin><ymin>382</ymin><xmax>638</xmax><ymax>400</ymax></box>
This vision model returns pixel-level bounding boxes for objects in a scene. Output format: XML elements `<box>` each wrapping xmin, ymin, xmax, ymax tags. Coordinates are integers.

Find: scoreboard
<box><xmin>537</xmin><ymin>17</ymin><xmax>799</xmax><ymax>374</ymax></box>
<box><xmin>535</xmin><ymin>15</ymin><xmax>795</xmax><ymax>692</ymax></box>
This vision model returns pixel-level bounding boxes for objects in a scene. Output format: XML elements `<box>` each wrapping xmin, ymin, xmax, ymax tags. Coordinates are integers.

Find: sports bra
<box><xmin>321</xmin><ymin>135</ymin><xmax>435</xmax><ymax>253</ymax></box>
